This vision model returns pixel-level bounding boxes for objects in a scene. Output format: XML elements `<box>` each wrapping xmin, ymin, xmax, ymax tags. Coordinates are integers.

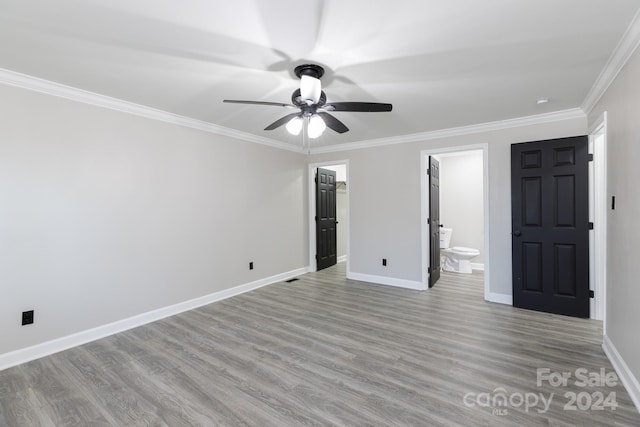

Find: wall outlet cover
<box><xmin>22</xmin><ymin>310</ymin><xmax>34</xmax><ymax>325</ymax></box>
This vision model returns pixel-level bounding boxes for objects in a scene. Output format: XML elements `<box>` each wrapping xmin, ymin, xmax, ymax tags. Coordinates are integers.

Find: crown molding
<box><xmin>0</xmin><ymin>68</ymin><xmax>303</xmax><ymax>154</ymax></box>
<box><xmin>0</xmin><ymin>68</ymin><xmax>588</xmax><ymax>156</ymax></box>
<box><xmin>582</xmin><ymin>8</ymin><xmax>640</xmax><ymax>114</ymax></box>
<box><xmin>310</xmin><ymin>108</ymin><xmax>586</xmax><ymax>154</ymax></box>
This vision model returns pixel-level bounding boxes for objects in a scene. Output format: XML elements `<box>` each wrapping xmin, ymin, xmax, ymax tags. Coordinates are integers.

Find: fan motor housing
<box><xmin>291</xmin><ymin>89</ymin><xmax>326</xmax><ymax>109</ymax></box>
<box><xmin>294</xmin><ymin>64</ymin><xmax>324</xmax><ymax>80</ymax></box>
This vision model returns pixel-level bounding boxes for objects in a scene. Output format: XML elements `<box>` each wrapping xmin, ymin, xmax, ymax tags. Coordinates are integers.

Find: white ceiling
<box><xmin>1</xmin><ymin>0</ymin><xmax>639</xmax><ymax>150</ymax></box>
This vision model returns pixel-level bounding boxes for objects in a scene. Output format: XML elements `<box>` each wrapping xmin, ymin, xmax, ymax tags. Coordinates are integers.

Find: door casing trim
<box><xmin>589</xmin><ymin>112</ymin><xmax>608</xmax><ymax>322</ymax></box>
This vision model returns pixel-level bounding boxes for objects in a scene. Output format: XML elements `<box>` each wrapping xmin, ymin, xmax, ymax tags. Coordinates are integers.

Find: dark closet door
<box><xmin>316</xmin><ymin>168</ymin><xmax>337</xmax><ymax>271</ymax></box>
<box><xmin>429</xmin><ymin>156</ymin><xmax>441</xmax><ymax>288</ymax></box>
<box><xmin>511</xmin><ymin>136</ymin><xmax>590</xmax><ymax>317</ymax></box>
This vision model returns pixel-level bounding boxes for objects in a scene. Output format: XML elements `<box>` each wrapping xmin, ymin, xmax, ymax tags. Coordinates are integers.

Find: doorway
<box><xmin>308</xmin><ymin>161</ymin><xmax>349</xmax><ymax>273</ymax></box>
<box><xmin>421</xmin><ymin>145</ymin><xmax>490</xmax><ymax>297</ymax></box>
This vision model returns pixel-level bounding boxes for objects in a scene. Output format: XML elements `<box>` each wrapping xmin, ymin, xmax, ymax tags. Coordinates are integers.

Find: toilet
<box><xmin>439</xmin><ymin>227</ymin><xmax>480</xmax><ymax>274</ymax></box>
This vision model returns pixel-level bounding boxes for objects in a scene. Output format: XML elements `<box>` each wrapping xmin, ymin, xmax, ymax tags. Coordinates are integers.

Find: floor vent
<box><xmin>285</xmin><ymin>278</ymin><xmax>299</xmax><ymax>283</ymax></box>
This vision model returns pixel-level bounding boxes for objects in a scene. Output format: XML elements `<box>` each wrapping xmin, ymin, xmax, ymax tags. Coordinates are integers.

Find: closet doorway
<box><xmin>308</xmin><ymin>161</ymin><xmax>349</xmax><ymax>273</ymax></box>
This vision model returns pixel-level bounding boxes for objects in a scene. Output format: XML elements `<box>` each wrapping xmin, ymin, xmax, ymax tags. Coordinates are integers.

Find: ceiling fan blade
<box><xmin>264</xmin><ymin>113</ymin><xmax>301</xmax><ymax>131</ymax></box>
<box><xmin>324</xmin><ymin>102</ymin><xmax>392</xmax><ymax>112</ymax></box>
<box><xmin>223</xmin><ymin>99</ymin><xmax>295</xmax><ymax>108</ymax></box>
<box><xmin>317</xmin><ymin>112</ymin><xmax>349</xmax><ymax>134</ymax></box>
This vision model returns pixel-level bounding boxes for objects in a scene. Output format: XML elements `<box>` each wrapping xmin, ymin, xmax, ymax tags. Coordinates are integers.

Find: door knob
<box><xmin>513</xmin><ymin>230</ymin><xmax>522</xmax><ymax>237</ymax></box>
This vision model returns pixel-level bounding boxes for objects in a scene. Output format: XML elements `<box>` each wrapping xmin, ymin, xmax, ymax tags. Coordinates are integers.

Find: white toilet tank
<box><xmin>440</xmin><ymin>227</ymin><xmax>452</xmax><ymax>249</ymax></box>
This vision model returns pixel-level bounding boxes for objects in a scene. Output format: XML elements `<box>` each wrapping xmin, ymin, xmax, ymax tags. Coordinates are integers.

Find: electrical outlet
<box><xmin>382</xmin><ymin>258</ymin><xmax>387</xmax><ymax>266</ymax></box>
<box><xmin>249</xmin><ymin>262</ymin><xmax>254</xmax><ymax>270</ymax></box>
<box><xmin>22</xmin><ymin>310</ymin><xmax>34</xmax><ymax>326</ymax></box>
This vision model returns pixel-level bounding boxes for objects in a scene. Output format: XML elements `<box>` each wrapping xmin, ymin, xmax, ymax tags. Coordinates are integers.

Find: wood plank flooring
<box><xmin>1</xmin><ymin>263</ymin><xmax>638</xmax><ymax>426</ymax></box>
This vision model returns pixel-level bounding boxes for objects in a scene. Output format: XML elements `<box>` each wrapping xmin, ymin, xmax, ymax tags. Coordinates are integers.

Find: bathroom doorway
<box><xmin>421</xmin><ymin>145</ymin><xmax>489</xmax><ymax>299</ymax></box>
<box><xmin>308</xmin><ymin>161</ymin><xmax>349</xmax><ymax>273</ymax></box>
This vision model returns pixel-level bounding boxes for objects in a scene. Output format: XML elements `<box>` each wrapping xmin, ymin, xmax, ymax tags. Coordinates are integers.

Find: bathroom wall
<box><xmin>439</xmin><ymin>151</ymin><xmax>484</xmax><ymax>265</ymax></box>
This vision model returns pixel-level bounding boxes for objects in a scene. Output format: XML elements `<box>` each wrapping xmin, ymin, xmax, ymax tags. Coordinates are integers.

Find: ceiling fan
<box><xmin>223</xmin><ymin>64</ymin><xmax>392</xmax><ymax>138</ymax></box>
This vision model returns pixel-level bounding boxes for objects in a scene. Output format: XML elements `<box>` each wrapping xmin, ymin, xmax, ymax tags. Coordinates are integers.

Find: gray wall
<box><xmin>310</xmin><ymin>117</ymin><xmax>587</xmax><ymax>295</ymax></box>
<box><xmin>0</xmin><ymin>84</ymin><xmax>307</xmax><ymax>355</ymax></box>
<box><xmin>588</xmin><ymin>45</ymin><xmax>640</xmax><ymax>386</ymax></box>
<box><xmin>439</xmin><ymin>151</ymin><xmax>484</xmax><ymax>264</ymax></box>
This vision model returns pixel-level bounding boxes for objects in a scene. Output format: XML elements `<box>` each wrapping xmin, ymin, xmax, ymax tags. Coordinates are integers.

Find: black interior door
<box><xmin>511</xmin><ymin>136</ymin><xmax>590</xmax><ymax>318</ymax></box>
<box><xmin>429</xmin><ymin>156</ymin><xmax>441</xmax><ymax>288</ymax></box>
<box><xmin>316</xmin><ymin>168</ymin><xmax>337</xmax><ymax>271</ymax></box>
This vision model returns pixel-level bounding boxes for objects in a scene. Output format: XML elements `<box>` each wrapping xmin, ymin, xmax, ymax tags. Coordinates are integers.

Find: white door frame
<box><xmin>420</xmin><ymin>144</ymin><xmax>491</xmax><ymax>300</ymax></box>
<box><xmin>307</xmin><ymin>160</ymin><xmax>350</xmax><ymax>273</ymax></box>
<box><xmin>589</xmin><ymin>112</ymin><xmax>608</xmax><ymax>322</ymax></box>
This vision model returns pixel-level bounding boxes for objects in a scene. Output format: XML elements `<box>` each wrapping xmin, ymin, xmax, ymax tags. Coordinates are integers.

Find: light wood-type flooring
<box><xmin>1</xmin><ymin>263</ymin><xmax>639</xmax><ymax>426</ymax></box>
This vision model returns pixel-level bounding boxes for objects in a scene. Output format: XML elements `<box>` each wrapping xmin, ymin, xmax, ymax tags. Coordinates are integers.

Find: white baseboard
<box><xmin>602</xmin><ymin>334</ymin><xmax>640</xmax><ymax>413</ymax></box>
<box><xmin>347</xmin><ymin>272</ymin><xmax>426</xmax><ymax>291</ymax></box>
<box><xmin>471</xmin><ymin>263</ymin><xmax>485</xmax><ymax>271</ymax></box>
<box><xmin>485</xmin><ymin>292</ymin><xmax>512</xmax><ymax>305</ymax></box>
<box><xmin>337</xmin><ymin>255</ymin><xmax>347</xmax><ymax>263</ymax></box>
<box><xmin>0</xmin><ymin>267</ymin><xmax>309</xmax><ymax>371</ymax></box>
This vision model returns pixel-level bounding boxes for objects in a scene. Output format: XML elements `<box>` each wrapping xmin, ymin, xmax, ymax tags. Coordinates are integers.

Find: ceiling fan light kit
<box><xmin>223</xmin><ymin>64</ymin><xmax>392</xmax><ymax>140</ymax></box>
<box><xmin>308</xmin><ymin>114</ymin><xmax>327</xmax><ymax>139</ymax></box>
<box><xmin>285</xmin><ymin>115</ymin><xmax>303</xmax><ymax>136</ymax></box>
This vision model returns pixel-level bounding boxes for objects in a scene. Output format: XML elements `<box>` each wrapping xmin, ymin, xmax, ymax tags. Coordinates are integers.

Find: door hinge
<box><xmin>315</xmin><ymin>216</ymin><xmax>318</xmax><ymax>222</ymax></box>
<box><xmin>315</xmin><ymin>254</ymin><xmax>318</xmax><ymax>260</ymax></box>
<box><xmin>427</xmin><ymin>218</ymin><xmax>430</xmax><ymax>225</ymax></box>
<box><xmin>426</xmin><ymin>168</ymin><xmax>430</xmax><ymax>176</ymax></box>
<box><xmin>427</xmin><ymin>267</ymin><xmax>431</xmax><ymax>274</ymax></box>
<box><xmin>589</xmin><ymin>290</ymin><xmax>595</xmax><ymax>298</ymax></box>
<box><xmin>589</xmin><ymin>222</ymin><xmax>594</xmax><ymax>230</ymax></box>
<box><xmin>588</xmin><ymin>154</ymin><xmax>594</xmax><ymax>162</ymax></box>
